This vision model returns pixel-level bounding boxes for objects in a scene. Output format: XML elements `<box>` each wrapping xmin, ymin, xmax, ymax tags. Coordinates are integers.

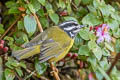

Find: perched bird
<box><xmin>12</xmin><ymin>20</ymin><xmax>85</xmax><ymax>63</ymax></box>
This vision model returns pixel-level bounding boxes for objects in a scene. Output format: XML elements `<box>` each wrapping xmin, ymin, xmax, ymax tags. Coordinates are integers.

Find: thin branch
<box><xmin>0</xmin><ymin>16</ymin><xmax>21</xmax><ymax>40</ymax></box>
<box><xmin>107</xmin><ymin>53</ymin><xmax>120</xmax><ymax>75</ymax></box>
<box><xmin>50</xmin><ymin>62</ymin><xmax>60</xmax><ymax>80</ymax></box>
<box><xmin>25</xmin><ymin>0</ymin><xmax>43</xmax><ymax>32</ymax></box>
<box><xmin>103</xmin><ymin>53</ymin><xmax>120</xmax><ymax>80</ymax></box>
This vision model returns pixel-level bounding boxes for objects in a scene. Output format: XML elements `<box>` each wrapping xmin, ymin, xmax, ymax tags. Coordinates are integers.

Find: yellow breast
<box><xmin>47</xmin><ymin>26</ymin><xmax>74</xmax><ymax>62</ymax></box>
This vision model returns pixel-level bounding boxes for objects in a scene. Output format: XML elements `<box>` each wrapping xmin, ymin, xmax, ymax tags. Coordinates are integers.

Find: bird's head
<box><xmin>59</xmin><ymin>20</ymin><xmax>85</xmax><ymax>38</ymax></box>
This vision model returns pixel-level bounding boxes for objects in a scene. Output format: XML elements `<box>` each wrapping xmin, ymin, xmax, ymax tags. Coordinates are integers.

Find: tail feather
<box><xmin>12</xmin><ymin>46</ymin><xmax>40</xmax><ymax>60</ymax></box>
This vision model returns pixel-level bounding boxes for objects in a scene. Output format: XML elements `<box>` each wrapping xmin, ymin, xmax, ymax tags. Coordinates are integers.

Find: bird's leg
<box><xmin>50</xmin><ymin>62</ymin><xmax>60</xmax><ymax>80</ymax></box>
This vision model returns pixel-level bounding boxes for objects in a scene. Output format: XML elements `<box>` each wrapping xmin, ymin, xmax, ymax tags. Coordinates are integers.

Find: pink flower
<box><xmin>88</xmin><ymin>73</ymin><xmax>93</xmax><ymax>80</ymax></box>
<box><xmin>96</xmin><ymin>24</ymin><xmax>111</xmax><ymax>43</ymax></box>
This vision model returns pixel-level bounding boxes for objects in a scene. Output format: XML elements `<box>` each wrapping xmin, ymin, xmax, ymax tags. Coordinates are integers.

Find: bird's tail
<box><xmin>12</xmin><ymin>45</ymin><xmax>40</xmax><ymax>60</ymax></box>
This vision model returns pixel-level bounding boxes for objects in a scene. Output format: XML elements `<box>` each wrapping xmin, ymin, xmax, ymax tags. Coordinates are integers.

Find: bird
<box><xmin>12</xmin><ymin>20</ymin><xmax>85</xmax><ymax>63</ymax></box>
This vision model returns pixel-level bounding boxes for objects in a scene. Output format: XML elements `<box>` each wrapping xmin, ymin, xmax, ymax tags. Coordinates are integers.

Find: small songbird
<box><xmin>12</xmin><ymin>20</ymin><xmax>85</xmax><ymax>63</ymax></box>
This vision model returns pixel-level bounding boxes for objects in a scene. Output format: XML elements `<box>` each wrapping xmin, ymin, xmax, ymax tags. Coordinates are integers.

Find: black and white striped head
<box><xmin>59</xmin><ymin>20</ymin><xmax>85</xmax><ymax>38</ymax></box>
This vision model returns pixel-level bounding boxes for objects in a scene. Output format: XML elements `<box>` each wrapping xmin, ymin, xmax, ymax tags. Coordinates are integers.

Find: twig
<box><xmin>107</xmin><ymin>53</ymin><xmax>120</xmax><ymax>75</ymax></box>
<box><xmin>33</xmin><ymin>13</ymin><xmax>43</xmax><ymax>32</ymax></box>
<box><xmin>15</xmin><ymin>72</ymin><xmax>23</xmax><ymax>80</ymax></box>
<box><xmin>103</xmin><ymin>53</ymin><xmax>120</xmax><ymax>80</ymax></box>
<box><xmin>50</xmin><ymin>62</ymin><xmax>60</xmax><ymax>80</ymax></box>
<box><xmin>25</xmin><ymin>0</ymin><xmax>43</xmax><ymax>32</ymax></box>
<box><xmin>71</xmin><ymin>2</ymin><xmax>78</xmax><ymax>10</ymax></box>
<box><xmin>0</xmin><ymin>16</ymin><xmax>21</xmax><ymax>40</ymax></box>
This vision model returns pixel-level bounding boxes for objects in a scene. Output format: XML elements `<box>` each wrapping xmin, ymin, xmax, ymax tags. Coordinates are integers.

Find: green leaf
<box><xmin>8</xmin><ymin>7</ymin><xmax>20</xmax><ymax>14</ymax></box>
<box><xmin>0</xmin><ymin>24</ymin><xmax>5</xmax><ymax>34</ymax></box>
<box><xmin>24</xmin><ymin>15</ymin><xmax>37</xmax><ymax>36</ymax></box>
<box><xmin>97</xmin><ymin>66</ymin><xmax>111</xmax><ymax>80</ymax></box>
<box><xmin>31</xmin><ymin>0</ymin><xmax>41</xmax><ymax>12</ymax></box>
<box><xmin>99</xmin><ymin>4</ymin><xmax>111</xmax><ymax>17</ymax></box>
<box><xmin>82</xmin><ymin>0</ymin><xmax>93</xmax><ymax>5</ymax></box>
<box><xmin>15</xmin><ymin>68</ymin><xmax>23</xmax><ymax>77</ymax></box>
<box><xmin>49</xmin><ymin>13</ymin><xmax>59</xmax><ymax>24</ymax></box>
<box><xmin>105</xmin><ymin>42</ymin><xmax>114</xmax><ymax>52</ymax></box>
<box><xmin>82</xmin><ymin>13</ymin><xmax>102</xmax><ymax>26</ymax></box>
<box><xmin>88</xmin><ymin>41</ymin><xmax>97</xmax><ymax>50</ymax></box>
<box><xmin>79</xmin><ymin>29</ymin><xmax>89</xmax><ymax>40</ymax></box>
<box><xmin>37</xmin><ymin>9</ymin><xmax>45</xmax><ymax>17</ymax></box>
<box><xmin>19</xmin><ymin>62</ymin><xmax>26</xmax><ymax>69</ymax></box>
<box><xmin>89</xmin><ymin>32</ymin><xmax>96</xmax><ymax>41</ymax></box>
<box><xmin>5</xmin><ymin>69</ymin><xmax>15</xmax><ymax>80</ymax></box>
<box><xmin>17</xmin><ymin>21</ymin><xmax>24</xmax><ymax>30</ymax></box>
<box><xmin>45</xmin><ymin>2</ymin><xmax>53</xmax><ymax>11</ymax></box>
<box><xmin>92</xmin><ymin>46</ymin><xmax>103</xmax><ymax>60</ymax></box>
<box><xmin>67</xmin><ymin>2</ymin><xmax>72</xmax><ymax>14</ymax></box>
<box><xmin>35</xmin><ymin>59</ymin><xmax>47</xmax><ymax>75</ymax></box>
<box><xmin>40</xmin><ymin>17</ymin><xmax>49</xmax><ymax>28</ymax></box>
<box><xmin>107</xmin><ymin>19</ymin><xmax>119</xmax><ymax>31</ymax></box>
<box><xmin>5</xmin><ymin>1</ymin><xmax>18</xmax><ymax>8</ymax></box>
<box><xmin>64</xmin><ymin>16</ymin><xmax>78</xmax><ymax>22</ymax></box>
<box><xmin>38</xmin><ymin>0</ymin><xmax>46</xmax><ymax>6</ymax></box>
<box><xmin>28</xmin><ymin>3</ymin><xmax>35</xmax><ymax>13</ymax></box>
<box><xmin>5</xmin><ymin>58</ymin><xmax>19</xmax><ymax>69</ymax></box>
<box><xmin>74</xmin><ymin>0</ymin><xmax>81</xmax><ymax>6</ymax></box>
<box><xmin>78</xmin><ymin>45</ymin><xmax>90</xmax><ymax>56</ymax></box>
<box><xmin>115</xmin><ymin>39</ymin><xmax>120</xmax><ymax>53</ymax></box>
<box><xmin>59</xmin><ymin>0</ymin><xmax>66</xmax><ymax>9</ymax></box>
<box><xmin>0</xmin><ymin>57</ymin><xmax>3</xmax><ymax>80</ymax></box>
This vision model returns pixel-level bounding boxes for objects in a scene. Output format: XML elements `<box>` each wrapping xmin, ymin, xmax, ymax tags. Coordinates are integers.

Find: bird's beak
<box><xmin>79</xmin><ymin>25</ymin><xmax>86</xmax><ymax>29</ymax></box>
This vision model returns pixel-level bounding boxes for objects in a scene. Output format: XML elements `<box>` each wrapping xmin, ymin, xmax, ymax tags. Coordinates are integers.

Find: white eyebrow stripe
<box><xmin>73</xmin><ymin>29</ymin><xmax>80</xmax><ymax>33</ymax></box>
<box><xmin>59</xmin><ymin>21</ymin><xmax>77</xmax><ymax>26</ymax></box>
<box><xmin>64</xmin><ymin>26</ymin><xmax>75</xmax><ymax>31</ymax></box>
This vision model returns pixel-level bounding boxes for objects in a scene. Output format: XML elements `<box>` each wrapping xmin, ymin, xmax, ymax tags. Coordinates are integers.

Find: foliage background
<box><xmin>0</xmin><ymin>0</ymin><xmax>120</xmax><ymax>80</ymax></box>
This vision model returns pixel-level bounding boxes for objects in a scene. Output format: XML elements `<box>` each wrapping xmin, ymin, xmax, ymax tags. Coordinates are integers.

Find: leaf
<box><xmin>5</xmin><ymin>58</ymin><xmax>19</xmax><ymax>69</ymax></box>
<box><xmin>49</xmin><ymin>13</ymin><xmax>59</xmax><ymax>24</ymax></box>
<box><xmin>5</xmin><ymin>69</ymin><xmax>15</xmax><ymax>80</ymax></box>
<box><xmin>27</xmin><ymin>3</ymin><xmax>35</xmax><ymax>13</ymax></box>
<box><xmin>88</xmin><ymin>41</ymin><xmax>97</xmax><ymax>50</ymax></box>
<box><xmin>74</xmin><ymin>0</ymin><xmax>81</xmax><ymax>6</ymax></box>
<box><xmin>5</xmin><ymin>1</ymin><xmax>18</xmax><ymax>8</ymax></box>
<box><xmin>81</xmin><ymin>0</ymin><xmax>93</xmax><ymax>5</ymax></box>
<box><xmin>78</xmin><ymin>45</ymin><xmax>90</xmax><ymax>56</ymax></box>
<box><xmin>0</xmin><ymin>57</ymin><xmax>3</xmax><ymax>80</ymax></box>
<box><xmin>115</xmin><ymin>39</ymin><xmax>120</xmax><ymax>53</ymax></box>
<box><xmin>31</xmin><ymin>0</ymin><xmax>41</xmax><ymax>12</ymax></box>
<box><xmin>35</xmin><ymin>59</ymin><xmax>47</xmax><ymax>75</ymax></box>
<box><xmin>82</xmin><ymin>13</ymin><xmax>102</xmax><ymax>26</ymax></box>
<box><xmin>19</xmin><ymin>62</ymin><xmax>26</xmax><ymax>69</ymax></box>
<box><xmin>99</xmin><ymin>5</ymin><xmax>110</xmax><ymax>17</ymax></box>
<box><xmin>105</xmin><ymin>42</ymin><xmax>114</xmax><ymax>52</ymax></box>
<box><xmin>97</xmin><ymin>66</ymin><xmax>111</xmax><ymax>80</ymax></box>
<box><xmin>17</xmin><ymin>21</ymin><xmax>24</xmax><ymax>30</ymax></box>
<box><xmin>45</xmin><ymin>2</ymin><xmax>53</xmax><ymax>11</ymax></box>
<box><xmin>40</xmin><ymin>17</ymin><xmax>49</xmax><ymax>28</ymax></box>
<box><xmin>37</xmin><ymin>9</ymin><xmax>45</xmax><ymax>17</ymax></box>
<box><xmin>89</xmin><ymin>32</ymin><xmax>96</xmax><ymax>41</ymax></box>
<box><xmin>8</xmin><ymin>7</ymin><xmax>20</xmax><ymax>14</ymax></box>
<box><xmin>79</xmin><ymin>29</ymin><xmax>89</xmax><ymax>40</ymax></box>
<box><xmin>92</xmin><ymin>46</ymin><xmax>103</xmax><ymax>60</ymax></box>
<box><xmin>0</xmin><ymin>24</ymin><xmax>5</xmax><ymax>34</ymax></box>
<box><xmin>59</xmin><ymin>0</ymin><xmax>66</xmax><ymax>9</ymax></box>
<box><xmin>67</xmin><ymin>2</ymin><xmax>72</xmax><ymax>14</ymax></box>
<box><xmin>24</xmin><ymin>15</ymin><xmax>37</xmax><ymax>36</ymax></box>
<box><xmin>64</xmin><ymin>16</ymin><xmax>78</xmax><ymax>22</ymax></box>
<box><xmin>107</xmin><ymin>19</ymin><xmax>119</xmax><ymax>31</ymax></box>
<box><xmin>15</xmin><ymin>68</ymin><xmax>23</xmax><ymax>77</ymax></box>
<box><xmin>38</xmin><ymin>0</ymin><xmax>46</xmax><ymax>6</ymax></box>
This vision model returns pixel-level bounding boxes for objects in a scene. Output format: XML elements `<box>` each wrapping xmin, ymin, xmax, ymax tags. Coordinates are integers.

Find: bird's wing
<box><xmin>22</xmin><ymin>31</ymin><xmax>47</xmax><ymax>48</ymax></box>
<box><xmin>38</xmin><ymin>39</ymin><xmax>65</xmax><ymax>63</ymax></box>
